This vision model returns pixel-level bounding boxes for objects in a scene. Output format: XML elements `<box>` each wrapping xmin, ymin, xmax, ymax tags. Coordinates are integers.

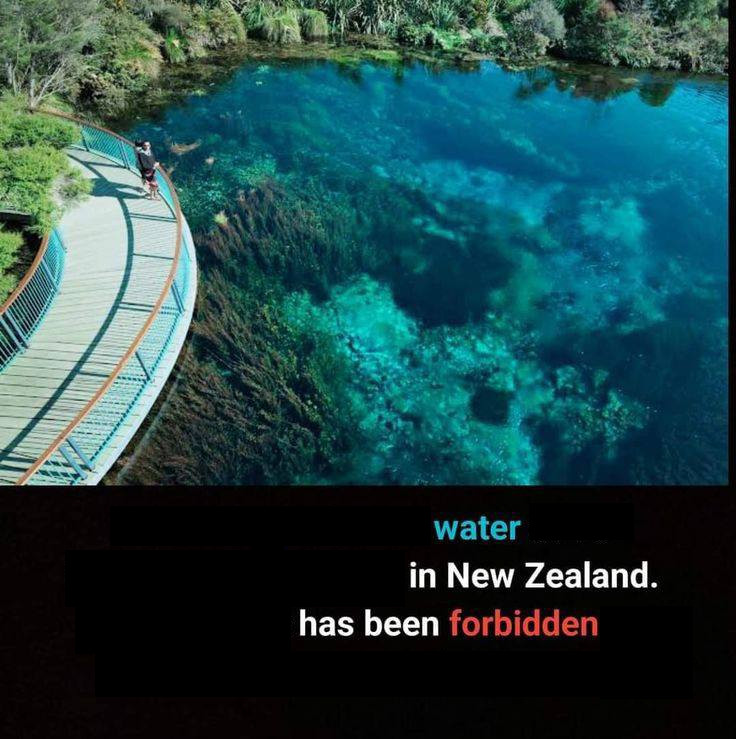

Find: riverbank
<box><xmin>67</xmin><ymin>1</ymin><xmax>726</xmax><ymax>121</ymax></box>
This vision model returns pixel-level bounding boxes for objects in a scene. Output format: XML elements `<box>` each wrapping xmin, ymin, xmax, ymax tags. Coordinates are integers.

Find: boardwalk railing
<box><xmin>16</xmin><ymin>111</ymin><xmax>195</xmax><ymax>485</ymax></box>
<box><xmin>0</xmin><ymin>230</ymin><xmax>65</xmax><ymax>374</ymax></box>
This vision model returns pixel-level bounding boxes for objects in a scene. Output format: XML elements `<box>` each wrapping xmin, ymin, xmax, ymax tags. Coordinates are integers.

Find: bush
<box><xmin>560</xmin><ymin>6</ymin><xmax>723</xmax><ymax>71</ymax></box>
<box><xmin>187</xmin><ymin>0</ymin><xmax>247</xmax><ymax>51</ymax></box>
<box><xmin>0</xmin><ymin>226</ymin><xmax>22</xmax><ymax>303</ymax></box>
<box><xmin>508</xmin><ymin>1</ymin><xmax>565</xmax><ymax>57</ymax></box>
<box><xmin>397</xmin><ymin>22</ymin><xmax>435</xmax><ymax>46</ymax></box>
<box><xmin>513</xmin><ymin>0</ymin><xmax>566</xmax><ymax>42</ymax></box>
<box><xmin>425</xmin><ymin>0</ymin><xmax>462</xmax><ymax>30</ymax></box>
<box><xmin>648</xmin><ymin>0</ymin><xmax>719</xmax><ymax>25</ymax></box>
<box><xmin>353</xmin><ymin>0</ymin><xmax>406</xmax><ymax>35</ymax></box>
<box><xmin>74</xmin><ymin>8</ymin><xmax>163</xmax><ymax>114</ymax></box>
<box><xmin>299</xmin><ymin>9</ymin><xmax>330</xmax><ymax>40</ymax></box>
<box><xmin>468</xmin><ymin>27</ymin><xmax>509</xmax><ymax>52</ymax></box>
<box><xmin>668</xmin><ymin>15</ymin><xmax>728</xmax><ymax>72</ymax></box>
<box><xmin>261</xmin><ymin>9</ymin><xmax>303</xmax><ymax>42</ymax></box>
<box><xmin>0</xmin><ymin>99</ymin><xmax>89</xmax><ymax>234</ymax></box>
<box><xmin>0</xmin><ymin>228</ymin><xmax>22</xmax><ymax>274</ymax></box>
<box><xmin>164</xmin><ymin>28</ymin><xmax>188</xmax><ymax>62</ymax></box>
<box><xmin>0</xmin><ymin>101</ymin><xmax>78</xmax><ymax>149</ymax></box>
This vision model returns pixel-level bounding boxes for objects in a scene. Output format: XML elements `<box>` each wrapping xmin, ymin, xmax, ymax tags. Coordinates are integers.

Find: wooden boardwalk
<box><xmin>0</xmin><ymin>148</ymin><xmax>184</xmax><ymax>484</ymax></box>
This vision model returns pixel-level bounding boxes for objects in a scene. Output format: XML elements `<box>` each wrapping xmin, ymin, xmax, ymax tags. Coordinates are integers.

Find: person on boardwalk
<box><xmin>135</xmin><ymin>140</ymin><xmax>160</xmax><ymax>200</ymax></box>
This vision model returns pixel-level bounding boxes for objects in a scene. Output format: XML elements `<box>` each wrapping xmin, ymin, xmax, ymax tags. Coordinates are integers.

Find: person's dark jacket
<box><xmin>136</xmin><ymin>149</ymin><xmax>156</xmax><ymax>172</ymax></box>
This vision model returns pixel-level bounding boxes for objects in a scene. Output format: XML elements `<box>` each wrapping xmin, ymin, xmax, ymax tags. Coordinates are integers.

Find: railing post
<box><xmin>171</xmin><ymin>281</ymin><xmax>184</xmax><ymax>315</ymax></box>
<box><xmin>4</xmin><ymin>313</ymin><xmax>28</xmax><ymax>349</ymax></box>
<box><xmin>59</xmin><ymin>444</ymin><xmax>87</xmax><ymax>481</ymax></box>
<box><xmin>136</xmin><ymin>350</ymin><xmax>152</xmax><ymax>382</ymax></box>
<box><xmin>67</xmin><ymin>435</ymin><xmax>95</xmax><ymax>472</ymax></box>
<box><xmin>80</xmin><ymin>127</ymin><xmax>90</xmax><ymax>151</ymax></box>
<box><xmin>118</xmin><ymin>139</ymin><xmax>129</xmax><ymax>168</ymax></box>
<box><xmin>39</xmin><ymin>258</ymin><xmax>60</xmax><ymax>291</ymax></box>
<box><xmin>0</xmin><ymin>315</ymin><xmax>25</xmax><ymax>352</ymax></box>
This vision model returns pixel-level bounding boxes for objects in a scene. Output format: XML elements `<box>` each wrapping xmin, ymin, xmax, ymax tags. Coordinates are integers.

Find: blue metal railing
<box><xmin>18</xmin><ymin>114</ymin><xmax>195</xmax><ymax>485</ymax></box>
<box><xmin>0</xmin><ymin>229</ymin><xmax>65</xmax><ymax>373</ymax></box>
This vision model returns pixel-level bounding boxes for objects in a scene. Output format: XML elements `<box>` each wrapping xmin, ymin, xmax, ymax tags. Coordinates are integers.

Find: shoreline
<box><xmin>95</xmin><ymin>36</ymin><xmax>726</xmax><ymax>130</ymax></box>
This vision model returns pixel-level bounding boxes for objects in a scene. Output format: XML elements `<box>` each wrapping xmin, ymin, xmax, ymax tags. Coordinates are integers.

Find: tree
<box><xmin>0</xmin><ymin>0</ymin><xmax>102</xmax><ymax>108</ymax></box>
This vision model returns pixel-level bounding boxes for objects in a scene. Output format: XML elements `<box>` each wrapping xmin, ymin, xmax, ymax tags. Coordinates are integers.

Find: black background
<box><xmin>1</xmin><ymin>486</ymin><xmax>733</xmax><ymax>736</ymax></box>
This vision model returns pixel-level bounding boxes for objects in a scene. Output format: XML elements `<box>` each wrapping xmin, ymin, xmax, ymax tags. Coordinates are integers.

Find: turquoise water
<box><xmin>127</xmin><ymin>58</ymin><xmax>728</xmax><ymax>485</ymax></box>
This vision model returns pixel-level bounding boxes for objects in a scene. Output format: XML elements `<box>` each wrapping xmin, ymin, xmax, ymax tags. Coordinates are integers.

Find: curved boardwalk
<box><xmin>0</xmin><ymin>147</ymin><xmax>195</xmax><ymax>484</ymax></box>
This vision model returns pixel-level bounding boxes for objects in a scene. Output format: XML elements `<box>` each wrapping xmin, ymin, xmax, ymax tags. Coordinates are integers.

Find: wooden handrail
<box><xmin>15</xmin><ymin>109</ymin><xmax>185</xmax><ymax>485</ymax></box>
<box><xmin>0</xmin><ymin>234</ymin><xmax>51</xmax><ymax>316</ymax></box>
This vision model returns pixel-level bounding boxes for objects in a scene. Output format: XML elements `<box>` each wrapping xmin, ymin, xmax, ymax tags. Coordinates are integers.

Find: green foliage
<box><xmin>0</xmin><ymin>0</ymin><xmax>103</xmax><ymax>108</ymax></box>
<box><xmin>0</xmin><ymin>99</ymin><xmax>90</xmax><ymax>235</ymax></box>
<box><xmin>468</xmin><ymin>27</ymin><xmax>510</xmax><ymax>52</ymax></box>
<box><xmin>0</xmin><ymin>229</ymin><xmax>22</xmax><ymax>274</ymax></box>
<box><xmin>3</xmin><ymin>0</ymin><xmax>726</xmax><ymax>121</ymax></box>
<box><xmin>353</xmin><ymin>0</ymin><xmax>406</xmax><ymax>35</ymax></box>
<box><xmin>648</xmin><ymin>0</ymin><xmax>719</xmax><ymax>24</ymax></box>
<box><xmin>515</xmin><ymin>0</ymin><xmax>566</xmax><ymax>40</ymax></box>
<box><xmin>397</xmin><ymin>21</ymin><xmax>463</xmax><ymax>49</ymax></box>
<box><xmin>562</xmin><ymin>3</ymin><xmax>727</xmax><ymax>72</ymax></box>
<box><xmin>164</xmin><ymin>28</ymin><xmax>188</xmax><ymax>61</ymax></box>
<box><xmin>262</xmin><ymin>9</ymin><xmax>304</xmax><ymax>42</ymax></box>
<box><xmin>0</xmin><ymin>100</ymin><xmax>78</xmax><ymax>149</ymax></box>
<box><xmin>0</xmin><ymin>227</ymin><xmax>23</xmax><ymax>302</ymax></box>
<box><xmin>509</xmin><ymin>0</ymin><xmax>565</xmax><ymax>57</ymax></box>
<box><xmin>493</xmin><ymin>0</ymin><xmax>533</xmax><ymax>20</ymax></box>
<box><xmin>300</xmin><ymin>8</ymin><xmax>330</xmax><ymax>39</ymax></box>
<box><xmin>75</xmin><ymin>8</ymin><xmax>163</xmax><ymax>114</ymax></box>
<box><xmin>0</xmin><ymin>99</ymin><xmax>90</xmax><ymax>297</ymax></box>
<box><xmin>667</xmin><ymin>15</ymin><xmax>728</xmax><ymax>72</ymax></box>
<box><xmin>469</xmin><ymin>0</ymin><xmax>492</xmax><ymax>26</ymax></box>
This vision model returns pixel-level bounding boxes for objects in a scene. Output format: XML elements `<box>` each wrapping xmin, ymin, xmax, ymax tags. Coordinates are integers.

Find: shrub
<box><xmin>74</xmin><ymin>8</ymin><xmax>163</xmax><ymax>114</ymax></box>
<box><xmin>299</xmin><ymin>9</ymin><xmax>330</xmax><ymax>40</ymax></box>
<box><xmin>426</xmin><ymin>0</ymin><xmax>462</xmax><ymax>30</ymax></box>
<box><xmin>0</xmin><ymin>100</ymin><xmax>78</xmax><ymax>149</ymax></box>
<box><xmin>397</xmin><ymin>22</ymin><xmax>435</xmax><ymax>46</ymax></box>
<box><xmin>494</xmin><ymin>0</ymin><xmax>533</xmax><ymax>20</ymax></box>
<box><xmin>0</xmin><ymin>99</ymin><xmax>89</xmax><ymax>234</ymax></box>
<box><xmin>164</xmin><ymin>28</ymin><xmax>188</xmax><ymax>62</ymax></box>
<box><xmin>648</xmin><ymin>0</ymin><xmax>719</xmax><ymax>24</ymax></box>
<box><xmin>0</xmin><ymin>224</ymin><xmax>23</xmax><ymax>305</ymax></box>
<box><xmin>353</xmin><ymin>0</ymin><xmax>406</xmax><ymax>35</ymax></box>
<box><xmin>262</xmin><ymin>9</ymin><xmax>303</xmax><ymax>42</ymax></box>
<box><xmin>187</xmin><ymin>0</ymin><xmax>247</xmax><ymax>50</ymax></box>
<box><xmin>513</xmin><ymin>0</ymin><xmax>566</xmax><ymax>42</ymax></box>
<box><xmin>0</xmin><ymin>227</ymin><xmax>23</xmax><ymax>275</ymax></box>
<box><xmin>468</xmin><ymin>27</ymin><xmax>509</xmax><ymax>52</ymax></box>
<box><xmin>468</xmin><ymin>0</ymin><xmax>492</xmax><ymax>26</ymax></box>
<box><xmin>564</xmin><ymin>7</ymin><xmax>674</xmax><ymax>68</ymax></box>
<box><xmin>668</xmin><ymin>15</ymin><xmax>728</xmax><ymax>72</ymax></box>
<box><xmin>151</xmin><ymin>1</ymin><xmax>193</xmax><ymax>34</ymax></box>
<box><xmin>510</xmin><ymin>26</ymin><xmax>554</xmax><ymax>55</ymax></box>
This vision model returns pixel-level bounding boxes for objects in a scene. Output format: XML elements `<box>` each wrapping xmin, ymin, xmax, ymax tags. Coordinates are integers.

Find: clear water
<box><xmin>126</xmin><ymin>57</ymin><xmax>728</xmax><ymax>485</ymax></box>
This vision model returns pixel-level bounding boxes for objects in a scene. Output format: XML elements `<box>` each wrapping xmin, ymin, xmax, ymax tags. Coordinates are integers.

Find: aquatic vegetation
<box><xmin>285</xmin><ymin>276</ymin><xmax>542</xmax><ymax>484</ymax></box>
<box><xmin>204</xmin><ymin>177</ymin><xmax>376</xmax><ymax>296</ymax></box>
<box><xmin>117</xmin><ymin>263</ymin><xmax>356</xmax><ymax>486</ymax></box>
<box><xmin>545</xmin><ymin>365</ymin><xmax>648</xmax><ymax>458</ymax></box>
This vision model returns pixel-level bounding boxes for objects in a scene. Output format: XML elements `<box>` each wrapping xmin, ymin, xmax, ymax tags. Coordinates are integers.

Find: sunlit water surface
<box><xmin>127</xmin><ymin>58</ymin><xmax>728</xmax><ymax>485</ymax></box>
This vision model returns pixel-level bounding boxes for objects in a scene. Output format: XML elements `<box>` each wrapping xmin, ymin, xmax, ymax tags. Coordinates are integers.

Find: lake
<box><xmin>122</xmin><ymin>53</ymin><xmax>728</xmax><ymax>486</ymax></box>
